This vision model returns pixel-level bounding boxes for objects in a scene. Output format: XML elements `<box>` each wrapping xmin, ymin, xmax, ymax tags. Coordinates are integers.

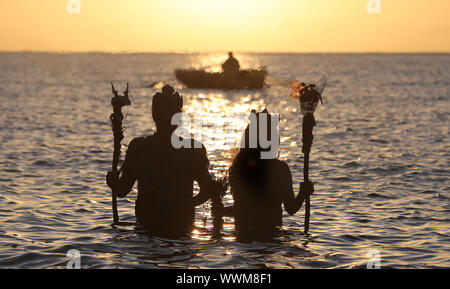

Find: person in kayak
<box><xmin>222</xmin><ymin>52</ymin><xmax>240</xmax><ymax>74</ymax></box>
<box><xmin>106</xmin><ymin>85</ymin><xmax>225</xmax><ymax>237</ymax></box>
<box><xmin>221</xmin><ymin>109</ymin><xmax>314</xmax><ymax>241</ymax></box>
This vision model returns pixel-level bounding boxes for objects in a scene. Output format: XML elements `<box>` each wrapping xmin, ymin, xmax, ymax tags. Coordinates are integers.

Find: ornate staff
<box><xmin>295</xmin><ymin>77</ymin><xmax>326</xmax><ymax>233</ymax></box>
<box><xmin>110</xmin><ymin>82</ymin><xmax>131</xmax><ymax>224</ymax></box>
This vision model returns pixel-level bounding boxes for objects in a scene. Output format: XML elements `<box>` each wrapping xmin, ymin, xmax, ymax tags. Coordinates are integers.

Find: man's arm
<box><xmin>233</xmin><ymin>58</ymin><xmax>240</xmax><ymax>70</ymax></box>
<box><xmin>106</xmin><ymin>138</ymin><xmax>140</xmax><ymax>198</ymax></box>
<box><xmin>106</xmin><ymin>170</ymin><xmax>136</xmax><ymax>198</ymax></box>
<box><xmin>193</xmin><ymin>169</ymin><xmax>225</xmax><ymax>207</ymax></box>
<box><xmin>192</xmin><ymin>145</ymin><xmax>226</xmax><ymax>209</ymax></box>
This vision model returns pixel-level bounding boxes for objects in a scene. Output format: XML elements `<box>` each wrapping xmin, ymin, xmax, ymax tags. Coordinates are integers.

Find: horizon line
<box><xmin>0</xmin><ymin>50</ymin><xmax>449</xmax><ymax>55</ymax></box>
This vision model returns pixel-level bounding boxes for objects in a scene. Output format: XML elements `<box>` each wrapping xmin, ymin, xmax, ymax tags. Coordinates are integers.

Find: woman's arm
<box><xmin>281</xmin><ymin>162</ymin><xmax>314</xmax><ymax>216</ymax></box>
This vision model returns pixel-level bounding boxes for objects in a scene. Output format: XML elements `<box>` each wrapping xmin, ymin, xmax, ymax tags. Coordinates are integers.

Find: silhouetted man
<box><xmin>222</xmin><ymin>52</ymin><xmax>240</xmax><ymax>74</ymax></box>
<box><xmin>106</xmin><ymin>85</ymin><xmax>224</xmax><ymax>237</ymax></box>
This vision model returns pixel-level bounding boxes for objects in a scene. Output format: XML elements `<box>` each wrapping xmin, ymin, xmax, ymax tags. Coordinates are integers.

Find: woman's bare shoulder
<box><xmin>273</xmin><ymin>159</ymin><xmax>291</xmax><ymax>173</ymax></box>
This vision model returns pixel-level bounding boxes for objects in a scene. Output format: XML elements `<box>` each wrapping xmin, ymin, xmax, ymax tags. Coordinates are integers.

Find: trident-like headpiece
<box><xmin>111</xmin><ymin>82</ymin><xmax>131</xmax><ymax>108</ymax></box>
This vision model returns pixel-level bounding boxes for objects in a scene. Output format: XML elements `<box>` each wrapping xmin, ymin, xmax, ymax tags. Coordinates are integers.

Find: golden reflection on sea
<box><xmin>181</xmin><ymin>90</ymin><xmax>266</xmax><ymax>172</ymax></box>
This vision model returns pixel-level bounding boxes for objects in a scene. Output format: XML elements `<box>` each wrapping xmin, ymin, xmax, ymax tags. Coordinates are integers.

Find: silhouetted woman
<box><xmin>222</xmin><ymin>109</ymin><xmax>314</xmax><ymax>241</ymax></box>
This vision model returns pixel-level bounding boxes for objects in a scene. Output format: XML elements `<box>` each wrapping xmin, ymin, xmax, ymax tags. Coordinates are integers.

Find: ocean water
<box><xmin>0</xmin><ymin>52</ymin><xmax>448</xmax><ymax>268</ymax></box>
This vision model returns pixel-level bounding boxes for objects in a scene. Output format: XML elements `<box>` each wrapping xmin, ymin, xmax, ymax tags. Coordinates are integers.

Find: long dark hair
<box><xmin>228</xmin><ymin>109</ymin><xmax>278</xmax><ymax>196</ymax></box>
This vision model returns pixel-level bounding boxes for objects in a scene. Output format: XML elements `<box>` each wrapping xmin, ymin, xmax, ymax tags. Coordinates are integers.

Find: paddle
<box><xmin>110</xmin><ymin>82</ymin><xmax>131</xmax><ymax>225</ymax></box>
<box><xmin>292</xmin><ymin>76</ymin><xmax>326</xmax><ymax>233</ymax></box>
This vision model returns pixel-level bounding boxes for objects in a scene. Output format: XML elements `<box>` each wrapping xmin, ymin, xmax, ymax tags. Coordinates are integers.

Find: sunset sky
<box><xmin>1</xmin><ymin>0</ymin><xmax>449</xmax><ymax>53</ymax></box>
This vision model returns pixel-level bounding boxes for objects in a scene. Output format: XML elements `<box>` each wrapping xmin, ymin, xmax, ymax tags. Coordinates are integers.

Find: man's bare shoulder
<box><xmin>128</xmin><ymin>135</ymin><xmax>154</xmax><ymax>151</ymax></box>
<box><xmin>177</xmin><ymin>137</ymin><xmax>206</xmax><ymax>151</ymax></box>
<box><xmin>178</xmin><ymin>138</ymin><xmax>209</xmax><ymax>166</ymax></box>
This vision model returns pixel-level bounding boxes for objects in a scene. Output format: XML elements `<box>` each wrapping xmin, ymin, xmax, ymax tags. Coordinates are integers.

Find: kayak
<box><xmin>175</xmin><ymin>69</ymin><xmax>268</xmax><ymax>90</ymax></box>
